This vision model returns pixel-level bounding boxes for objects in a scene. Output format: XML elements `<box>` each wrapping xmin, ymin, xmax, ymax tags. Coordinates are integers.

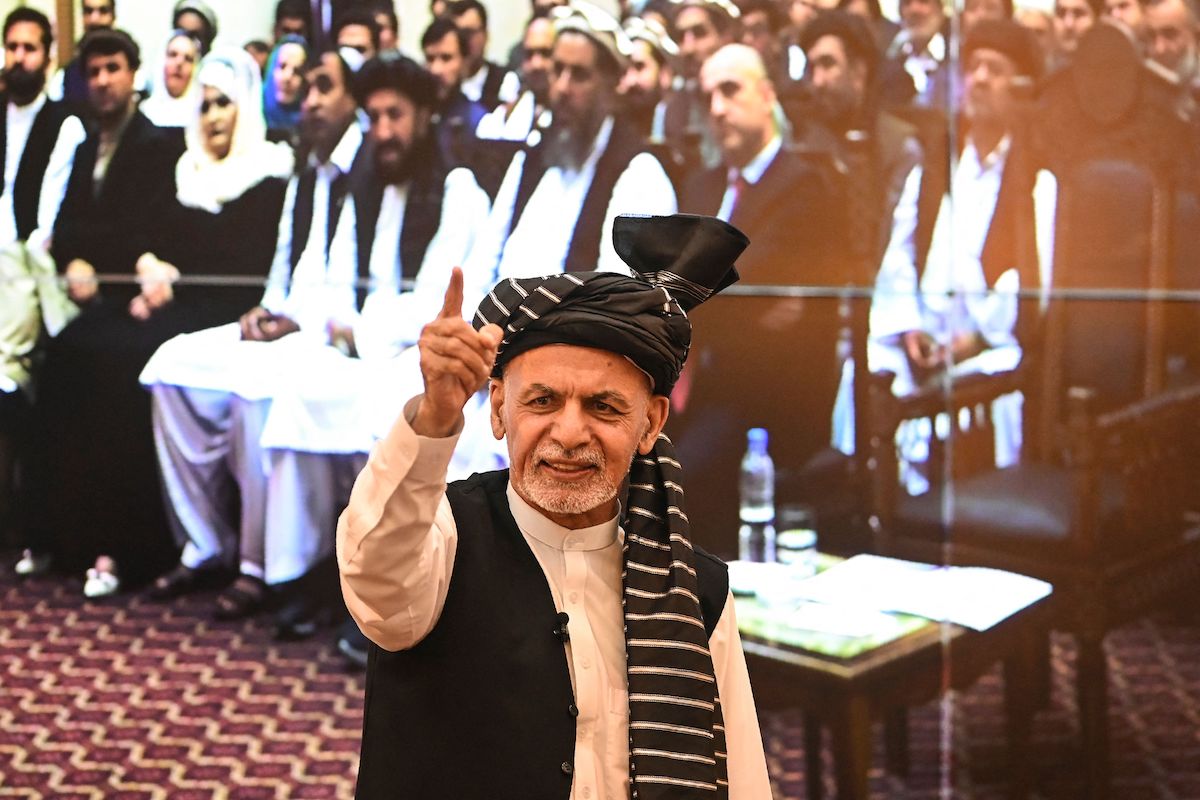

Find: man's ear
<box><xmin>636</xmin><ymin>395</ymin><xmax>671</xmax><ymax>455</ymax></box>
<box><xmin>488</xmin><ymin>378</ymin><xmax>506</xmax><ymax>440</ymax></box>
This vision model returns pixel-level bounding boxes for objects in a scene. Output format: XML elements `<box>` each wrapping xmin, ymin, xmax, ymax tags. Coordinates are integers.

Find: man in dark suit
<box><xmin>447</xmin><ymin>0</ymin><xmax>519</xmax><ymax>112</ymax></box>
<box><xmin>675</xmin><ymin>43</ymin><xmax>848</xmax><ymax>555</ymax></box>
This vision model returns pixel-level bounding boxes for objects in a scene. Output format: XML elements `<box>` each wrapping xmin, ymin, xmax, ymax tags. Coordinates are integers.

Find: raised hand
<box><xmin>412</xmin><ymin>268</ymin><xmax>502</xmax><ymax>438</ymax></box>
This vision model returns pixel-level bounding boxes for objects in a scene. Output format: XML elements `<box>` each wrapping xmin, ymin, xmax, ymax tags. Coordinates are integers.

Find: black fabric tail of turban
<box><xmin>472</xmin><ymin>214</ymin><xmax>748</xmax><ymax>799</ymax></box>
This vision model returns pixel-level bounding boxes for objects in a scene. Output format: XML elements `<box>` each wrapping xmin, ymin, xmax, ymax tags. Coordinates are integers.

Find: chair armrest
<box><xmin>891</xmin><ymin>368</ymin><xmax>1028</xmax><ymax>422</ymax></box>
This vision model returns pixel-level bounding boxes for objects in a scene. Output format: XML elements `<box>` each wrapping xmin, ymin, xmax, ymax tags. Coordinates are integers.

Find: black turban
<box><xmin>473</xmin><ymin>214</ymin><xmax>748</xmax><ymax>396</ymax></box>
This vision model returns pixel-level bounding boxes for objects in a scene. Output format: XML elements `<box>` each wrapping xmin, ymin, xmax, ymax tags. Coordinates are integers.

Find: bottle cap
<box><xmin>747</xmin><ymin>427</ymin><xmax>768</xmax><ymax>447</ymax></box>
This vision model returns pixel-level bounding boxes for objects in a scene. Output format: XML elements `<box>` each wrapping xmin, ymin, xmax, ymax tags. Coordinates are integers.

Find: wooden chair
<box><xmin>865</xmin><ymin>27</ymin><xmax>1200</xmax><ymax>799</ymax></box>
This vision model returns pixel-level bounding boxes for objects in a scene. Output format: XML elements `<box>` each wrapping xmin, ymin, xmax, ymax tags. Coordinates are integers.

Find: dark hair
<box><xmin>245</xmin><ymin>38</ymin><xmax>271</xmax><ymax>56</ymax></box>
<box><xmin>354</xmin><ymin>51</ymin><xmax>440</xmax><ymax>109</ymax></box>
<box><xmin>736</xmin><ymin>0</ymin><xmax>783</xmax><ymax>32</ymax></box>
<box><xmin>335</xmin><ymin>8</ymin><xmax>383</xmax><ymax>51</ymax></box>
<box><xmin>961</xmin><ymin>17</ymin><xmax>1044</xmax><ymax>79</ymax></box>
<box><xmin>314</xmin><ymin>46</ymin><xmax>356</xmax><ymax>89</ymax></box>
<box><xmin>673</xmin><ymin>1</ymin><xmax>736</xmax><ymax>36</ymax></box>
<box><xmin>275</xmin><ymin>0</ymin><xmax>312</xmax><ymax>26</ymax></box>
<box><xmin>172</xmin><ymin>3</ymin><xmax>217</xmax><ymax>50</ymax></box>
<box><xmin>800</xmin><ymin>10</ymin><xmax>880</xmax><ymax>78</ymax></box>
<box><xmin>367</xmin><ymin>0</ymin><xmax>399</xmax><ymax>32</ymax></box>
<box><xmin>81</xmin><ymin>0</ymin><xmax>116</xmax><ymax>15</ymax></box>
<box><xmin>422</xmin><ymin>16</ymin><xmax>467</xmax><ymax>55</ymax></box>
<box><xmin>447</xmin><ymin>0</ymin><xmax>488</xmax><ymax>30</ymax></box>
<box><xmin>79</xmin><ymin>27</ymin><xmax>140</xmax><ymax>71</ymax></box>
<box><xmin>3</xmin><ymin>8</ymin><xmax>53</xmax><ymax>53</ymax></box>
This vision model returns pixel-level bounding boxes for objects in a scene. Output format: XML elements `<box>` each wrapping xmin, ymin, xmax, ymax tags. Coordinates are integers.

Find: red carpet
<box><xmin>3</xmin><ymin>566</ymin><xmax>1199</xmax><ymax>798</ymax></box>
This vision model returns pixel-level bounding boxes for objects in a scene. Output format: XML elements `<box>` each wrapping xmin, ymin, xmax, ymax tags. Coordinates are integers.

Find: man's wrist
<box><xmin>407</xmin><ymin>395</ymin><xmax>463</xmax><ymax>439</ymax></box>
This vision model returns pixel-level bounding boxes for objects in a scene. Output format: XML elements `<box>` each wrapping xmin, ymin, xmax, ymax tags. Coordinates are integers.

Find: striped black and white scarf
<box><xmin>472</xmin><ymin>214</ymin><xmax>748</xmax><ymax>799</ymax></box>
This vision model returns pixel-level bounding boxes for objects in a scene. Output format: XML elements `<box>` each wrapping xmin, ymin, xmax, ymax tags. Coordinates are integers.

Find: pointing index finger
<box><xmin>439</xmin><ymin>267</ymin><xmax>464</xmax><ymax>320</ymax></box>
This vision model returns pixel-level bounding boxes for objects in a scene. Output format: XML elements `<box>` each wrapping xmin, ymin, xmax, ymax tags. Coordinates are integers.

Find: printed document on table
<box><xmin>788</xmin><ymin>554</ymin><xmax>1052</xmax><ymax>630</ymax></box>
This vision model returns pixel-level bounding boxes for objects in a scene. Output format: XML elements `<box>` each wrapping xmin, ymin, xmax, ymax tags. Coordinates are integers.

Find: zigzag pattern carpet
<box><xmin>3</xmin><ymin>567</ymin><xmax>1199</xmax><ymax>798</ymax></box>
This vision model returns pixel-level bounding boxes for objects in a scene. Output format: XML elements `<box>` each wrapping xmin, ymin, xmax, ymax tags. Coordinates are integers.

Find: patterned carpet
<box><xmin>3</xmin><ymin>566</ymin><xmax>1199</xmax><ymax>799</ymax></box>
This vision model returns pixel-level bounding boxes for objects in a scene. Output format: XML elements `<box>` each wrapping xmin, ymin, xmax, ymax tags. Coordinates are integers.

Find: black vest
<box><xmin>351</xmin><ymin>143</ymin><xmax>447</xmax><ymax>303</ymax></box>
<box><xmin>507</xmin><ymin>121</ymin><xmax>652</xmax><ymax>273</ymax></box>
<box><xmin>0</xmin><ymin>95</ymin><xmax>70</xmax><ymax>241</ymax></box>
<box><xmin>289</xmin><ymin>165</ymin><xmax>351</xmax><ymax>271</ymax></box>
<box><xmin>355</xmin><ymin>469</ymin><xmax>729</xmax><ymax>800</ymax></box>
<box><xmin>479</xmin><ymin>61</ymin><xmax>509</xmax><ymax>111</ymax></box>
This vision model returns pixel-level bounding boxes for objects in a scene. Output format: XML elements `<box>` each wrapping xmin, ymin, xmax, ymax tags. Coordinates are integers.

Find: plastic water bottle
<box><xmin>738</xmin><ymin>428</ymin><xmax>776</xmax><ymax>562</ymax></box>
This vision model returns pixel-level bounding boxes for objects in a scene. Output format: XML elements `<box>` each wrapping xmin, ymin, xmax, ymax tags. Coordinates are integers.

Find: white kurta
<box><xmin>337</xmin><ymin>400</ymin><xmax>773</xmax><ymax>800</ymax></box>
<box><xmin>908</xmin><ymin>136</ymin><xmax>1057</xmax><ymax>484</ymax></box>
<box><xmin>462</xmin><ymin>116</ymin><xmax>678</xmax><ymax>297</ymax></box>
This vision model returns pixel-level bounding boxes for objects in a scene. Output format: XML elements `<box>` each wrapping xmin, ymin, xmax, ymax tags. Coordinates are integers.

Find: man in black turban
<box><xmin>338</xmin><ymin>215</ymin><xmax>772</xmax><ymax>799</ymax></box>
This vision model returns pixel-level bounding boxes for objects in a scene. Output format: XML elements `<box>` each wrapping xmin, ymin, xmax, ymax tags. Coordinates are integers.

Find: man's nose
<box><xmin>550</xmin><ymin>405</ymin><xmax>591</xmax><ymax>450</ymax></box>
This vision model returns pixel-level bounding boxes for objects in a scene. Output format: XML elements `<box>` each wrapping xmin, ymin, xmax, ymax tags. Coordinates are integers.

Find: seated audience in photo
<box><xmin>839</xmin><ymin>0</ymin><xmax>903</xmax><ymax>54</ymax></box>
<box><xmin>140</xmin><ymin>30</ymin><xmax>203</xmax><ymax>129</ymax></box>
<box><xmin>263</xmin><ymin>34</ymin><xmax>310</xmax><ymax>144</ymax></box>
<box><xmin>334</xmin><ymin>8</ymin><xmax>382</xmax><ymax>61</ymax></box>
<box><xmin>48</xmin><ymin>0</ymin><xmax>120</xmax><ymax>115</ymax></box>
<box><xmin>1146</xmin><ymin>0</ymin><xmax>1200</xmax><ymax>107</ymax></box>
<box><xmin>789</xmin><ymin>12</ymin><xmax>926</xmax><ymax>454</ymax></box>
<box><xmin>26</xmin><ymin>29</ymin><xmax>185</xmax><ymax>595</ymax></box>
<box><xmin>171</xmin><ymin>0</ymin><xmax>218</xmax><ymax>56</ymax></box>
<box><xmin>1015</xmin><ymin>7</ymin><xmax>1055</xmax><ymax>72</ymax></box>
<box><xmin>909</xmin><ymin>20</ymin><xmax>1056</xmax><ymax>487</ymax></box>
<box><xmin>880</xmin><ymin>0</ymin><xmax>951</xmax><ymax>108</ymax></box>
<box><xmin>1</xmin><ymin>7</ymin><xmax>86</xmax><ymax>568</ymax></box>
<box><xmin>675</xmin><ymin>43</ymin><xmax>848</xmax><ymax>554</ymax></box>
<box><xmin>664</xmin><ymin>0</ymin><xmax>740</xmax><ymax>169</ymax></box>
<box><xmin>962</xmin><ymin>0</ymin><xmax>1014</xmax><ymax>36</ymax></box>
<box><xmin>274</xmin><ymin>0</ymin><xmax>313</xmax><ymax>45</ymax></box>
<box><xmin>463</xmin><ymin>4</ymin><xmax>677</xmax><ymax>286</ymax></box>
<box><xmin>1105</xmin><ymin>0</ymin><xmax>1151</xmax><ymax>42</ymax></box>
<box><xmin>421</xmin><ymin>18</ymin><xmax>486</xmax><ymax>168</ymax></box>
<box><xmin>476</xmin><ymin>14</ymin><xmax>556</xmax><ymax>141</ymax></box>
<box><xmin>737</xmin><ymin>0</ymin><xmax>785</xmax><ymax>80</ymax></box>
<box><xmin>258</xmin><ymin>54</ymin><xmax>496</xmax><ymax>654</ymax></box>
<box><xmin>138</xmin><ymin>49</ymin><xmax>364</xmax><ymax>620</ymax></box>
<box><xmin>368</xmin><ymin>0</ymin><xmax>400</xmax><ymax>52</ymax></box>
<box><xmin>447</xmin><ymin>0</ymin><xmax>521</xmax><ymax>111</ymax></box>
<box><xmin>616</xmin><ymin>16</ymin><xmax>676</xmax><ymax>142</ymax></box>
<box><xmin>245</xmin><ymin>39</ymin><xmax>272</xmax><ymax>73</ymax></box>
<box><xmin>1051</xmin><ymin>0</ymin><xmax>1102</xmax><ymax>67</ymax></box>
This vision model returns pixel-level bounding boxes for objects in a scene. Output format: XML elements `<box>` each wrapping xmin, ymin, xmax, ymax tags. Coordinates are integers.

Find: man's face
<box><xmin>300</xmin><ymin>52</ymin><xmax>357</xmax><ymax>154</ymax></box>
<box><xmin>549</xmin><ymin>31</ymin><xmax>615</xmax><ymax>139</ymax></box>
<box><xmin>453</xmin><ymin>7</ymin><xmax>488</xmax><ymax>75</ymax></box>
<box><xmin>366</xmin><ymin>87</ymin><xmax>430</xmax><ymax>183</ymax></box>
<box><xmin>806</xmin><ymin>35</ymin><xmax>866</xmax><ymax>126</ymax></box>
<box><xmin>490</xmin><ymin>344</ymin><xmax>669</xmax><ymax>529</ymax></box>
<box><xmin>424</xmin><ymin>31</ymin><xmax>465</xmax><ymax>102</ymax></box>
<box><xmin>1054</xmin><ymin>0</ymin><xmax>1097</xmax><ymax>53</ymax></box>
<box><xmin>200</xmin><ymin>85</ymin><xmax>237</xmax><ymax>160</ymax></box>
<box><xmin>618</xmin><ymin>39</ymin><xmax>664</xmax><ymax>107</ymax></box>
<box><xmin>899</xmin><ymin>0</ymin><xmax>946</xmax><ymax>44</ymax></box>
<box><xmin>962</xmin><ymin>0</ymin><xmax>1009</xmax><ymax>34</ymax></box>
<box><xmin>275</xmin><ymin>15</ymin><xmax>308</xmax><ymax>43</ymax></box>
<box><xmin>521</xmin><ymin>17</ymin><xmax>555</xmax><ymax>103</ymax></box>
<box><xmin>376</xmin><ymin>12</ymin><xmax>398</xmax><ymax>51</ymax></box>
<box><xmin>740</xmin><ymin>10</ymin><xmax>777</xmax><ymax>61</ymax></box>
<box><xmin>163</xmin><ymin>35</ymin><xmax>199</xmax><ymax>100</ymax></box>
<box><xmin>700</xmin><ymin>47</ymin><xmax>776</xmax><ymax>169</ymax></box>
<box><xmin>963</xmin><ymin>46</ymin><xmax>1017</xmax><ymax>126</ymax></box>
<box><xmin>676</xmin><ymin>6</ymin><xmax>727</xmax><ymax>78</ymax></box>
<box><xmin>4</xmin><ymin>21</ymin><xmax>49</xmax><ymax>104</ymax></box>
<box><xmin>1147</xmin><ymin>0</ymin><xmax>1198</xmax><ymax>76</ymax></box>
<box><xmin>338</xmin><ymin>24</ymin><xmax>376</xmax><ymax>60</ymax></box>
<box><xmin>1105</xmin><ymin>0</ymin><xmax>1148</xmax><ymax>39</ymax></box>
<box><xmin>86</xmin><ymin>50</ymin><xmax>135</xmax><ymax>121</ymax></box>
<box><xmin>273</xmin><ymin>41</ymin><xmax>307</xmax><ymax>105</ymax></box>
<box><xmin>82</xmin><ymin>0</ymin><xmax>115</xmax><ymax>33</ymax></box>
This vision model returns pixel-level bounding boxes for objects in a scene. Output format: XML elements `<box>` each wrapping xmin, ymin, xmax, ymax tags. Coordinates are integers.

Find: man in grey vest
<box><xmin>339</xmin><ymin>215</ymin><xmax>772</xmax><ymax>799</ymax></box>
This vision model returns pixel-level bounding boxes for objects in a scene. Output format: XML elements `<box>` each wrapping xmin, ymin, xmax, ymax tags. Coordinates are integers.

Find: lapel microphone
<box><xmin>554</xmin><ymin>612</ymin><xmax>570</xmax><ymax>644</ymax></box>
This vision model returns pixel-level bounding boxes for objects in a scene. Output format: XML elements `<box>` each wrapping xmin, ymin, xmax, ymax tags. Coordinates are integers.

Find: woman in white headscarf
<box><xmin>141</xmin><ymin>30</ymin><xmax>203</xmax><ymax>128</ymax></box>
<box><xmin>45</xmin><ymin>47</ymin><xmax>294</xmax><ymax>602</ymax></box>
<box><xmin>126</xmin><ymin>48</ymin><xmax>299</xmax><ymax>614</ymax></box>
